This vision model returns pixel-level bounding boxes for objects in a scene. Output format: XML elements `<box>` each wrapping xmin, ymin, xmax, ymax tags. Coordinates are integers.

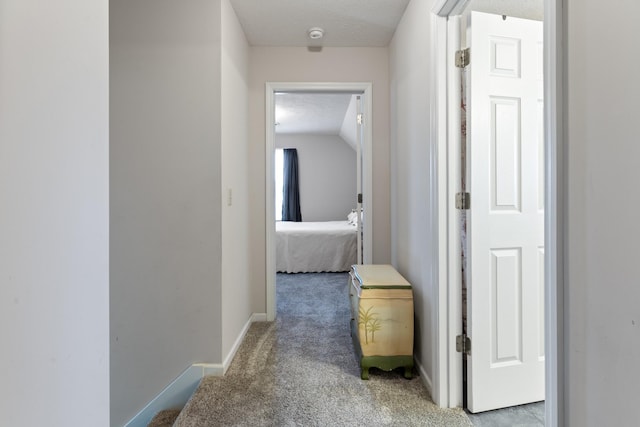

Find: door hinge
<box><xmin>456</xmin><ymin>192</ymin><xmax>471</xmax><ymax>210</ymax></box>
<box><xmin>357</xmin><ymin>113</ymin><xmax>363</xmax><ymax>125</ymax></box>
<box><xmin>357</xmin><ymin>193</ymin><xmax>363</xmax><ymax>204</ymax></box>
<box><xmin>455</xmin><ymin>48</ymin><xmax>470</xmax><ymax>68</ymax></box>
<box><xmin>456</xmin><ymin>334</ymin><xmax>471</xmax><ymax>355</ymax></box>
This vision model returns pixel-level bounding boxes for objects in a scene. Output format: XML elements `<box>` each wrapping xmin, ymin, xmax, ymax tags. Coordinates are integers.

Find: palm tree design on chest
<box><xmin>358</xmin><ymin>306</ymin><xmax>383</xmax><ymax>344</ymax></box>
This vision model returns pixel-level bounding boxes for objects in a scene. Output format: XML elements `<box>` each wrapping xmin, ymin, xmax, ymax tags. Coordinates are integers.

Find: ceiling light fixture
<box><xmin>307</xmin><ymin>27</ymin><xmax>324</xmax><ymax>40</ymax></box>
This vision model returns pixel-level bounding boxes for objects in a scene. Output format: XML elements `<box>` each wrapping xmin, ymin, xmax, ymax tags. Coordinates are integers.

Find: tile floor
<box><xmin>466</xmin><ymin>401</ymin><xmax>545</xmax><ymax>427</ymax></box>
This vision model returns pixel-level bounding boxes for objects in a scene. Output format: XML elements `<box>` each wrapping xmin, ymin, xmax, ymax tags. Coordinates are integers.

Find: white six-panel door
<box><xmin>466</xmin><ymin>11</ymin><xmax>544</xmax><ymax>413</ymax></box>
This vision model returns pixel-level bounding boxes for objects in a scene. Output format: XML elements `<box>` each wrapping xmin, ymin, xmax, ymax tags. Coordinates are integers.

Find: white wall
<box><xmin>249</xmin><ymin>47</ymin><xmax>391</xmax><ymax>312</ymax></box>
<box><xmin>110</xmin><ymin>1</ymin><xmax>223</xmax><ymax>425</ymax></box>
<box><xmin>565</xmin><ymin>1</ymin><xmax>640</xmax><ymax>425</ymax></box>
<box><xmin>221</xmin><ymin>0</ymin><xmax>253</xmax><ymax>359</ymax></box>
<box><xmin>389</xmin><ymin>0</ymin><xmax>436</xmax><ymax>387</ymax></box>
<box><xmin>276</xmin><ymin>134</ymin><xmax>357</xmax><ymax>221</ymax></box>
<box><xmin>0</xmin><ymin>1</ymin><xmax>110</xmax><ymax>426</ymax></box>
<box><xmin>339</xmin><ymin>95</ymin><xmax>359</xmax><ymax>152</ymax></box>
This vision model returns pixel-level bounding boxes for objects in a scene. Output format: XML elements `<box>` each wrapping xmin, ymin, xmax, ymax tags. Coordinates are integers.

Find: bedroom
<box><xmin>274</xmin><ymin>91</ymin><xmax>363</xmax><ymax>274</ymax></box>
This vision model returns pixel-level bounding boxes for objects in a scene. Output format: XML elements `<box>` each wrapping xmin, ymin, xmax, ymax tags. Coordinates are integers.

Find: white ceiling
<box><xmin>229</xmin><ymin>0</ymin><xmax>411</xmax><ymax>47</ymax></box>
<box><xmin>275</xmin><ymin>93</ymin><xmax>352</xmax><ymax>135</ymax></box>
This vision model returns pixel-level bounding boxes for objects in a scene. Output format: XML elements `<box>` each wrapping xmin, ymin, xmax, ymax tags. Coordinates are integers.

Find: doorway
<box><xmin>432</xmin><ymin>0</ymin><xmax>564</xmax><ymax>425</ymax></box>
<box><xmin>265</xmin><ymin>82</ymin><xmax>374</xmax><ymax>321</ymax></box>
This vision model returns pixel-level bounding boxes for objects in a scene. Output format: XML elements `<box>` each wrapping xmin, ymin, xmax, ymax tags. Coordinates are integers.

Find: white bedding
<box><xmin>276</xmin><ymin>221</ymin><xmax>357</xmax><ymax>273</ymax></box>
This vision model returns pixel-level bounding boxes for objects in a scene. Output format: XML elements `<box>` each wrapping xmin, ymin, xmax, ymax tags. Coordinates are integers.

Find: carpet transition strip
<box><xmin>148</xmin><ymin>409</ymin><xmax>181</xmax><ymax>427</ymax></box>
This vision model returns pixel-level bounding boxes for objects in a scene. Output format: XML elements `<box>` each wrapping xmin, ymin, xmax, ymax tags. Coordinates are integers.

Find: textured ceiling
<box><xmin>229</xmin><ymin>0</ymin><xmax>411</xmax><ymax>47</ymax></box>
<box><xmin>275</xmin><ymin>93</ymin><xmax>352</xmax><ymax>135</ymax></box>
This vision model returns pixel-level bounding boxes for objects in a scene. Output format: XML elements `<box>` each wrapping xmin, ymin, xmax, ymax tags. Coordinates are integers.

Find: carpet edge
<box><xmin>124</xmin><ymin>312</ymin><xmax>266</xmax><ymax>427</ymax></box>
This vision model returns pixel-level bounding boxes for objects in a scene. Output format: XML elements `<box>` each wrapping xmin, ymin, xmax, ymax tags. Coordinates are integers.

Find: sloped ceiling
<box><xmin>275</xmin><ymin>93</ymin><xmax>352</xmax><ymax>135</ymax></box>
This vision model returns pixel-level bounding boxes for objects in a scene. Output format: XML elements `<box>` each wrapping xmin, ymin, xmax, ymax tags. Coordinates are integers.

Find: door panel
<box><xmin>490</xmin><ymin>247</ymin><xmax>522</xmax><ymax>366</ymax></box>
<box><xmin>466</xmin><ymin>11</ymin><xmax>544</xmax><ymax>413</ymax></box>
<box><xmin>490</xmin><ymin>96</ymin><xmax>521</xmax><ymax>211</ymax></box>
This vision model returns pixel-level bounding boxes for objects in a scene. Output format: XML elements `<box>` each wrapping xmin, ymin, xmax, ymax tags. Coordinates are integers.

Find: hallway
<box><xmin>171</xmin><ymin>273</ymin><xmax>471</xmax><ymax>426</ymax></box>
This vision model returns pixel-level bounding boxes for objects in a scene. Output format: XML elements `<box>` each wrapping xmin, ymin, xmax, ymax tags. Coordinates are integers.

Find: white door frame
<box><xmin>265</xmin><ymin>82</ymin><xmax>374</xmax><ymax>321</ymax></box>
<box><xmin>431</xmin><ymin>0</ymin><xmax>565</xmax><ymax>425</ymax></box>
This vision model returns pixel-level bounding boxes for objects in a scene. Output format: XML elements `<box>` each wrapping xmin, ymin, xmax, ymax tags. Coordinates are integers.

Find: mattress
<box><xmin>276</xmin><ymin>220</ymin><xmax>357</xmax><ymax>273</ymax></box>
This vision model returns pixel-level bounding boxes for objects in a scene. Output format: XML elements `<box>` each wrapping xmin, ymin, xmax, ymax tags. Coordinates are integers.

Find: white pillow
<box><xmin>348</xmin><ymin>211</ymin><xmax>358</xmax><ymax>225</ymax></box>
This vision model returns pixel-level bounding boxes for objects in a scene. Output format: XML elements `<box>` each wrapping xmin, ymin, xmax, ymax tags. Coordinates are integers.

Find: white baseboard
<box><xmin>415</xmin><ymin>357</ymin><xmax>433</xmax><ymax>398</ymax></box>
<box><xmin>124</xmin><ymin>365</ymin><xmax>203</xmax><ymax>427</ymax></box>
<box><xmin>219</xmin><ymin>313</ymin><xmax>267</xmax><ymax>374</ymax></box>
<box><xmin>125</xmin><ymin>312</ymin><xmax>267</xmax><ymax>427</ymax></box>
<box><xmin>252</xmin><ymin>312</ymin><xmax>267</xmax><ymax>322</ymax></box>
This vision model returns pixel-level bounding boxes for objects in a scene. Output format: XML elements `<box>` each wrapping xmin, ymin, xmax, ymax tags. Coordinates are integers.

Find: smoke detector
<box><xmin>307</xmin><ymin>27</ymin><xmax>324</xmax><ymax>40</ymax></box>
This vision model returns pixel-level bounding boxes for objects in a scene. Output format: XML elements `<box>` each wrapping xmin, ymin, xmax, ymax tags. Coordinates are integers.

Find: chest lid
<box><xmin>352</xmin><ymin>264</ymin><xmax>411</xmax><ymax>289</ymax></box>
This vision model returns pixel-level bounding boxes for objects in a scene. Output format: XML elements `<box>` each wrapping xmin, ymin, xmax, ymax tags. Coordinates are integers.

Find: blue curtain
<box><xmin>282</xmin><ymin>148</ymin><xmax>302</xmax><ymax>222</ymax></box>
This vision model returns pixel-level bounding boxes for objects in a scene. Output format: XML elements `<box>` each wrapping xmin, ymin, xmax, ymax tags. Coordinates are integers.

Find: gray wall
<box><xmin>110</xmin><ymin>1</ymin><xmax>223</xmax><ymax>425</ymax></box>
<box><xmin>220</xmin><ymin>0</ymin><xmax>253</xmax><ymax>359</ymax></box>
<box><xmin>389</xmin><ymin>0</ymin><xmax>437</xmax><ymax>391</ymax></box>
<box><xmin>276</xmin><ymin>134</ymin><xmax>357</xmax><ymax>222</ymax></box>
<box><xmin>0</xmin><ymin>0</ymin><xmax>110</xmax><ymax>425</ymax></box>
<box><xmin>565</xmin><ymin>0</ymin><xmax>640</xmax><ymax>424</ymax></box>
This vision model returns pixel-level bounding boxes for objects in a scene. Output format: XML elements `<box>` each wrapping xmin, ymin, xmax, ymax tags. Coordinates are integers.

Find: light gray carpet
<box><xmin>174</xmin><ymin>272</ymin><xmax>472</xmax><ymax>426</ymax></box>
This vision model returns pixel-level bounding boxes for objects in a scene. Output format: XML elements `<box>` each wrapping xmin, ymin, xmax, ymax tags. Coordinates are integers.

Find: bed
<box><xmin>276</xmin><ymin>220</ymin><xmax>358</xmax><ymax>273</ymax></box>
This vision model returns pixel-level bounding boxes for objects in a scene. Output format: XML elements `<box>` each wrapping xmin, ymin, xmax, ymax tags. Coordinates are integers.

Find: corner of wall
<box><xmin>124</xmin><ymin>312</ymin><xmax>267</xmax><ymax>427</ymax></box>
<box><xmin>415</xmin><ymin>357</ymin><xmax>434</xmax><ymax>397</ymax></box>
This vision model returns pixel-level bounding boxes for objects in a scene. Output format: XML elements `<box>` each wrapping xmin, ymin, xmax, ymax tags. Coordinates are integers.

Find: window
<box><xmin>275</xmin><ymin>148</ymin><xmax>283</xmax><ymax>221</ymax></box>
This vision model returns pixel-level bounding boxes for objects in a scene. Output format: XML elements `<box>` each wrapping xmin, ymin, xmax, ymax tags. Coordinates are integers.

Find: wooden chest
<box><xmin>349</xmin><ymin>264</ymin><xmax>414</xmax><ymax>380</ymax></box>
